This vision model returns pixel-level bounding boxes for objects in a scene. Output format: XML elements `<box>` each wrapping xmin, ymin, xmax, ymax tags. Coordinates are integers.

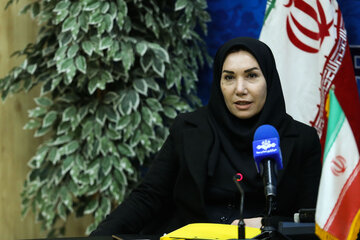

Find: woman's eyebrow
<box><xmin>244</xmin><ymin>67</ymin><xmax>259</xmax><ymax>73</ymax></box>
<box><xmin>222</xmin><ymin>70</ymin><xmax>234</xmax><ymax>74</ymax></box>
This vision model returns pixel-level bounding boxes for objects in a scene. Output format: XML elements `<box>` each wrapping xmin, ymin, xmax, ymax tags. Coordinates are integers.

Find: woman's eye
<box><xmin>224</xmin><ymin>75</ymin><xmax>234</xmax><ymax>80</ymax></box>
<box><xmin>247</xmin><ymin>72</ymin><xmax>258</xmax><ymax>78</ymax></box>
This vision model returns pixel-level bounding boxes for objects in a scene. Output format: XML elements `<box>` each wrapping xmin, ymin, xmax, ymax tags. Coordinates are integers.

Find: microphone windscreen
<box><xmin>254</xmin><ymin>124</ymin><xmax>280</xmax><ymax>141</ymax></box>
<box><xmin>252</xmin><ymin>124</ymin><xmax>283</xmax><ymax>173</ymax></box>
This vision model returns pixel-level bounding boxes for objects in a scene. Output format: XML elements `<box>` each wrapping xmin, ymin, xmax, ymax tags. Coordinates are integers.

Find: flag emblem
<box><xmin>330</xmin><ymin>155</ymin><xmax>346</xmax><ymax>176</ymax></box>
<box><xmin>285</xmin><ymin>0</ymin><xmax>333</xmax><ymax>53</ymax></box>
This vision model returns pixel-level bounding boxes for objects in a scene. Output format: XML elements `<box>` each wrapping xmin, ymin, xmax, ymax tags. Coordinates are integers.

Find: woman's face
<box><xmin>220</xmin><ymin>50</ymin><xmax>267</xmax><ymax>119</ymax></box>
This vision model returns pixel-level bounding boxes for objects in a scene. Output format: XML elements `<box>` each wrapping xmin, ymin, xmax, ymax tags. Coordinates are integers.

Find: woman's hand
<box><xmin>231</xmin><ymin>217</ymin><xmax>262</xmax><ymax>229</ymax></box>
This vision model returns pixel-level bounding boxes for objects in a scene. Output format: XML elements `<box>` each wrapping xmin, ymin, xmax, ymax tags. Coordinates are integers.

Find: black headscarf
<box><xmin>207</xmin><ymin>37</ymin><xmax>292</xmax><ymax>176</ymax></box>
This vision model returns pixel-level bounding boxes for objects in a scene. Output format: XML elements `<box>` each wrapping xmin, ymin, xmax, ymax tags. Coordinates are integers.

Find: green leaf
<box><xmin>163</xmin><ymin>106</ymin><xmax>177</xmax><ymax>119</ymax></box>
<box><xmin>62</xmin><ymin>17</ymin><xmax>77</xmax><ymax>32</ymax></box>
<box><xmin>84</xmin><ymin>198</ymin><xmax>99</xmax><ymax>215</ymax></box>
<box><xmin>23</xmin><ymin>119</ymin><xmax>41</xmax><ymax>130</ymax></box>
<box><xmin>75</xmin><ymin>55</ymin><xmax>86</xmax><ymax>74</ymax></box>
<box><xmin>146</xmin><ymin>78</ymin><xmax>160</xmax><ymax>92</ymax></box>
<box><xmin>140</xmin><ymin>51</ymin><xmax>153</xmax><ymax>72</ymax></box>
<box><xmin>133</xmin><ymin>79</ymin><xmax>148</xmax><ymax>95</ymax></box>
<box><xmin>149</xmin><ymin>43</ymin><xmax>169</xmax><ymax>63</ymax></box>
<box><xmin>141</xmin><ymin>107</ymin><xmax>153</xmax><ymax>126</ymax></box>
<box><xmin>136</xmin><ymin>41</ymin><xmax>147</xmax><ymax>56</ymax></box>
<box><xmin>88</xmin><ymin>76</ymin><xmax>106</xmax><ymax>95</ymax></box>
<box><xmin>83</xmin><ymin>1</ymin><xmax>101</xmax><ymax>11</ymax></box>
<box><xmin>67</xmin><ymin>44</ymin><xmax>79</xmax><ymax>58</ymax></box>
<box><xmin>27</xmin><ymin>64</ymin><xmax>37</xmax><ymax>74</ymax></box>
<box><xmin>81</xmin><ymin>120</ymin><xmax>93</xmax><ymax>139</ymax></box>
<box><xmin>117</xmin><ymin>143</ymin><xmax>135</xmax><ymax>157</ymax></box>
<box><xmin>116</xmin><ymin>115</ymin><xmax>131</xmax><ymax>130</ymax></box>
<box><xmin>57</xmin><ymin>121</ymin><xmax>71</xmax><ymax>135</ymax></box>
<box><xmin>103</xmin><ymin>14</ymin><xmax>113</xmax><ymax>32</ymax></box>
<box><xmin>28</xmin><ymin>107</ymin><xmax>47</xmax><ymax>118</ymax></box>
<box><xmin>175</xmin><ymin>0</ymin><xmax>187</xmax><ymax>11</ymax></box>
<box><xmin>120</xmin><ymin>44</ymin><xmax>134</xmax><ymax>71</ymax></box>
<box><xmin>104</xmin><ymin>105</ymin><xmax>118</xmax><ymax>123</ymax></box>
<box><xmin>54</xmin><ymin>45</ymin><xmax>68</xmax><ymax>61</ymax></box>
<box><xmin>89</xmin><ymin>12</ymin><xmax>103</xmax><ymax>25</ymax></box>
<box><xmin>101</xmin><ymin>156</ymin><xmax>112</xmax><ymax>175</ymax></box>
<box><xmin>86</xmin><ymin>158</ymin><xmax>100</xmax><ymax>176</ymax></box>
<box><xmin>34</xmin><ymin>126</ymin><xmax>51</xmax><ymax>137</ymax></box>
<box><xmin>57</xmin><ymin>203</ymin><xmax>67</xmax><ymax>221</ymax></box>
<box><xmin>43</xmin><ymin>111</ymin><xmax>57</xmax><ymax>128</ymax></box>
<box><xmin>103</xmin><ymin>92</ymin><xmax>119</xmax><ymax>104</ymax></box>
<box><xmin>100</xmin><ymin>174</ymin><xmax>112</xmax><ymax>192</ymax></box>
<box><xmin>69</xmin><ymin>2</ymin><xmax>81</xmax><ymax>17</ymax></box>
<box><xmin>61</xmin><ymin>155</ymin><xmax>75</xmax><ymax>175</ymax></box>
<box><xmin>100</xmin><ymin>2</ymin><xmax>110</xmax><ymax>13</ymax></box>
<box><xmin>78</xmin><ymin>12</ymin><xmax>89</xmax><ymax>32</ymax></box>
<box><xmin>132</xmin><ymin>111</ymin><xmax>141</xmax><ymax>129</ymax></box>
<box><xmin>55</xmin><ymin>9</ymin><xmax>69</xmax><ymax>25</ymax></box>
<box><xmin>120</xmin><ymin>157</ymin><xmax>134</xmax><ymax>174</ymax></box>
<box><xmin>63</xmin><ymin>106</ymin><xmax>76</xmax><ymax>121</ymax></box>
<box><xmin>64</xmin><ymin>140</ymin><xmax>79</xmax><ymax>155</ymax></box>
<box><xmin>99</xmin><ymin>36</ymin><xmax>113</xmax><ymax>50</ymax></box>
<box><xmin>114</xmin><ymin>169</ymin><xmax>127</xmax><ymax>185</ymax></box>
<box><xmin>31</xmin><ymin>2</ymin><xmax>40</xmax><ymax>18</ymax></box>
<box><xmin>100</xmin><ymin>70</ymin><xmax>113</xmax><ymax>83</ymax></box>
<box><xmin>128</xmin><ymin>90</ymin><xmax>139</xmax><ymax>110</ymax></box>
<box><xmin>96</xmin><ymin>105</ymin><xmax>106</xmax><ymax>125</ymax></box>
<box><xmin>81</xmin><ymin>41</ymin><xmax>94</xmax><ymax>56</ymax></box>
<box><xmin>152</xmin><ymin>111</ymin><xmax>163</xmax><ymax>126</ymax></box>
<box><xmin>152</xmin><ymin>58</ymin><xmax>165</xmax><ymax>77</ymax></box>
<box><xmin>146</xmin><ymin>98</ymin><xmax>163</xmax><ymax>112</ymax></box>
<box><xmin>54</xmin><ymin>0</ymin><xmax>71</xmax><ymax>12</ymax></box>
<box><xmin>58</xmin><ymin>58</ymin><xmax>74</xmax><ymax>73</ymax></box>
<box><xmin>50</xmin><ymin>135</ymin><xmax>73</xmax><ymax>146</ymax></box>
<box><xmin>59</xmin><ymin>32</ymin><xmax>72</xmax><ymax>47</ymax></box>
<box><xmin>35</xmin><ymin>97</ymin><xmax>53</xmax><ymax>107</ymax></box>
<box><xmin>163</xmin><ymin>95</ymin><xmax>181</xmax><ymax>105</ymax></box>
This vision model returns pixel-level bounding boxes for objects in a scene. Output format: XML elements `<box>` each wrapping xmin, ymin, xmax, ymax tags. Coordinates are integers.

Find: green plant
<box><xmin>1</xmin><ymin>0</ymin><xmax>211</xmax><ymax>236</ymax></box>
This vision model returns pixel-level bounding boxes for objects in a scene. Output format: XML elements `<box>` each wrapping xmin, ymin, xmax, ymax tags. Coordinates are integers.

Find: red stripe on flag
<box><xmin>333</xmin><ymin>45</ymin><xmax>360</xmax><ymax>149</ymax></box>
<box><xmin>324</xmin><ymin>160</ymin><xmax>360</xmax><ymax>239</ymax></box>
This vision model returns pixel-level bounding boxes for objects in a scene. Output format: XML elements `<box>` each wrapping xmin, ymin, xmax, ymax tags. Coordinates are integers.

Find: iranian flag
<box><xmin>315</xmin><ymin>89</ymin><xmax>360</xmax><ymax>240</ymax></box>
<box><xmin>259</xmin><ymin>0</ymin><xmax>360</xmax><ymax>239</ymax></box>
<box><xmin>259</xmin><ymin>0</ymin><xmax>360</xmax><ymax>149</ymax></box>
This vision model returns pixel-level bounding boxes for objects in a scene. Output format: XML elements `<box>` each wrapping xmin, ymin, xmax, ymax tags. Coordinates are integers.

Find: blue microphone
<box><xmin>253</xmin><ymin>124</ymin><xmax>283</xmax><ymax>173</ymax></box>
<box><xmin>252</xmin><ymin>124</ymin><xmax>283</xmax><ymax>206</ymax></box>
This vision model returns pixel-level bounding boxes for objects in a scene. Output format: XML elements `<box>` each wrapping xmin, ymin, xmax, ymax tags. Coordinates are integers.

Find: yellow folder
<box><xmin>160</xmin><ymin>223</ymin><xmax>261</xmax><ymax>240</ymax></box>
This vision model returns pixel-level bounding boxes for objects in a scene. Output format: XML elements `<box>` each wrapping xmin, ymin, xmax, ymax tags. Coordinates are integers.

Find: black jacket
<box><xmin>91</xmin><ymin>107</ymin><xmax>322</xmax><ymax>236</ymax></box>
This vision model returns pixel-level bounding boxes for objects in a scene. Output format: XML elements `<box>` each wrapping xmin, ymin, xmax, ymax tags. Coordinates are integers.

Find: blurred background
<box><xmin>0</xmin><ymin>0</ymin><xmax>359</xmax><ymax>239</ymax></box>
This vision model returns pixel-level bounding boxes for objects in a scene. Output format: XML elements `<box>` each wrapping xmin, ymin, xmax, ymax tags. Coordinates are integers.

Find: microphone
<box><xmin>233</xmin><ymin>173</ymin><xmax>245</xmax><ymax>239</ymax></box>
<box><xmin>252</xmin><ymin>125</ymin><xmax>283</xmax><ymax>215</ymax></box>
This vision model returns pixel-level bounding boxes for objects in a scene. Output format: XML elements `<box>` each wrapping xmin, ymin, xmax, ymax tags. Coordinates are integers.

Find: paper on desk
<box><xmin>160</xmin><ymin>223</ymin><xmax>261</xmax><ymax>240</ymax></box>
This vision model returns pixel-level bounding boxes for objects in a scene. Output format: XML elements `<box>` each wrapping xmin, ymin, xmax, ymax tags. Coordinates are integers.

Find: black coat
<box><xmin>91</xmin><ymin>107</ymin><xmax>322</xmax><ymax>236</ymax></box>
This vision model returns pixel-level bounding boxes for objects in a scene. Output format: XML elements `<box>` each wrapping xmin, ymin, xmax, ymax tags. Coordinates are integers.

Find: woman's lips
<box><xmin>234</xmin><ymin>101</ymin><xmax>252</xmax><ymax>110</ymax></box>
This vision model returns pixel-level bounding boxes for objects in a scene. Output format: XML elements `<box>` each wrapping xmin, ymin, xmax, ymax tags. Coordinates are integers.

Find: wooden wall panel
<box><xmin>0</xmin><ymin>1</ymin><xmax>92</xmax><ymax>238</ymax></box>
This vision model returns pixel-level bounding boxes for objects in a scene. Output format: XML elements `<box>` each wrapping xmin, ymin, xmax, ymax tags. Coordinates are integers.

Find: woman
<box><xmin>91</xmin><ymin>37</ymin><xmax>322</xmax><ymax>236</ymax></box>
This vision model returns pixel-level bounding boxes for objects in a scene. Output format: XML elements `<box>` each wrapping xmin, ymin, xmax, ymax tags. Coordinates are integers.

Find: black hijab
<box><xmin>207</xmin><ymin>37</ymin><xmax>292</xmax><ymax>176</ymax></box>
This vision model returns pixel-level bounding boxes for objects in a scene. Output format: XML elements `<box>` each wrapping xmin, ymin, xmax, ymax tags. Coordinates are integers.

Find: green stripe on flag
<box><xmin>263</xmin><ymin>0</ymin><xmax>276</xmax><ymax>23</ymax></box>
<box><xmin>323</xmin><ymin>89</ymin><xmax>345</xmax><ymax>161</ymax></box>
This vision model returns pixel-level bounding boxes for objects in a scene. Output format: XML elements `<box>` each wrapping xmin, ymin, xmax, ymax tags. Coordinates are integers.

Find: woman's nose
<box><xmin>235</xmin><ymin>79</ymin><xmax>248</xmax><ymax>95</ymax></box>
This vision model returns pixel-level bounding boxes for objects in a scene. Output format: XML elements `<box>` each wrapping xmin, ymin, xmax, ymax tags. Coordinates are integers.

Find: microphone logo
<box><xmin>256</xmin><ymin>139</ymin><xmax>276</xmax><ymax>151</ymax></box>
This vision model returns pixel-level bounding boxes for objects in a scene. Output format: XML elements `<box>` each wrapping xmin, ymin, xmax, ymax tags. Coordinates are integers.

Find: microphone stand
<box><xmin>233</xmin><ymin>175</ymin><xmax>246</xmax><ymax>239</ymax></box>
<box><xmin>253</xmin><ymin>160</ymin><xmax>291</xmax><ymax>240</ymax></box>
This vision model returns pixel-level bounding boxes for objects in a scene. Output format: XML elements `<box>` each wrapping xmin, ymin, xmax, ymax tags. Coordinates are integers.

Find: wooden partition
<box><xmin>0</xmin><ymin>1</ymin><xmax>92</xmax><ymax>238</ymax></box>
